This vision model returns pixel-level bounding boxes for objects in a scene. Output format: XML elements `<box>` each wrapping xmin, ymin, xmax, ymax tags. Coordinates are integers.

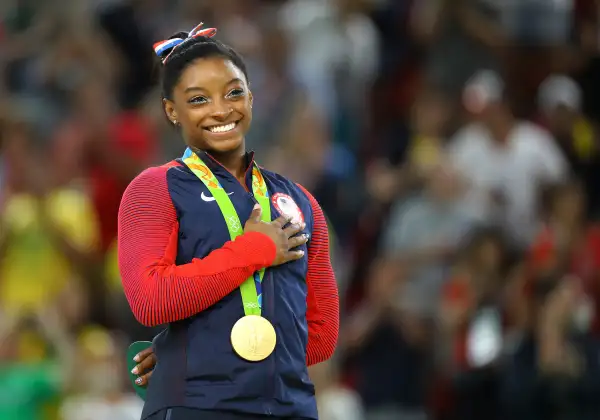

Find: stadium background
<box><xmin>2</xmin><ymin>0</ymin><xmax>600</xmax><ymax>419</ymax></box>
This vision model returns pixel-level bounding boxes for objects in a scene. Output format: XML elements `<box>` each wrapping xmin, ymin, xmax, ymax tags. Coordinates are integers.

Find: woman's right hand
<box><xmin>132</xmin><ymin>346</ymin><xmax>157</xmax><ymax>387</ymax></box>
<box><xmin>244</xmin><ymin>204</ymin><xmax>308</xmax><ymax>266</ymax></box>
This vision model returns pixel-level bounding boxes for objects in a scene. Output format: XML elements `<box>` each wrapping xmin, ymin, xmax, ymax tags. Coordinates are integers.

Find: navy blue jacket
<box><xmin>118</xmin><ymin>151</ymin><xmax>338</xmax><ymax>419</ymax></box>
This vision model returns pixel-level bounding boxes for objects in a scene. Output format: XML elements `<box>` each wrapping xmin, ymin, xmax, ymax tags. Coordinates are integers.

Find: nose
<box><xmin>209</xmin><ymin>98</ymin><xmax>233</xmax><ymax>121</ymax></box>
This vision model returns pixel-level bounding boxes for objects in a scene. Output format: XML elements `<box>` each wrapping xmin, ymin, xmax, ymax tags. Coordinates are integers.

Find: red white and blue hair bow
<box><xmin>153</xmin><ymin>23</ymin><xmax>217</xmax><ymax>63</ymax></box>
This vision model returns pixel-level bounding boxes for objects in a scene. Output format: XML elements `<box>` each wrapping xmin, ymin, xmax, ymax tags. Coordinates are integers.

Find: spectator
<box><xmin>60</xmin><ymin>327</ymin><xmax>143</xmax><ymax>420</ymax></box>
<box><xmin>382</xmin><ymin>162</ymin><xmax>474</xmax><ymax>320</ymax></box>
<box><xmin>438</xmin><ymin>227</ymin><xmax>509</xmax><ymax>420</ymax></box>
<box><xmin>411</xmin><ymin>0</ymin><xmax>506</xmax><ymax>101</ymax></box>
<box><xmin>310</xmin><ymin>358</ymin><xmax>365</xmax><ymax>420</ymax></box>
<box><xmin>0</xmin><ymin>116</ymin><xmax>99</xmax><ymax>319</ymax></box>
<box><xmin>3</xmin><ymin>2</ymin><xmax>600</xmax><ymax>419</ymax></box>
<box><xmin>527</xmin><ymin>180</ymin><xmax>600</xmax><ymax>337</ymax></box>
<box><xmin>537</xmin><ymin>75</ymin><xmax>600</xmax><ymax>217</ymax></box>
<box><xmin>449</xmin><ymin>70</ymin><xmax>568</xmax><ymax>248</ymax></box>
<box><xmin>500</xmin><ymin>278</ymin><xmax>600</xmax><ymax>420</ymax></box>
<box><xmin>0</xmin><ymin>304</ymin><xmax>75</xmax><ymax>420</ymax></box>
<box><xmin>343</xmin><ymin>257</ymin><xmax>429</xmax><ymax>420</ymax></box>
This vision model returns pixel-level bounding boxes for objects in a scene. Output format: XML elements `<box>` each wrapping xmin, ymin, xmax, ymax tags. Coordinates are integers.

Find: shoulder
<box><xmin>448</xmin><ymin>123</ymin><xmax>489</xmax><ymax>159</ymax></box>
<box><xmin>121</xmin><ymin>161</ymin><xmax>183</xmax><ymax>208</ymax></box>
<box><xmin>514</xmin><ymin>121</ymin><xmax>555</xmax><ymax>146</ymax></box>
<box><xmin>125</xmin><ymin>161</ymin><xmax>181</xmax><ymax>191</ymax></box>
<box><xmin>451</xmin><ymin>123</ymin><xmax>488</xmax><ymax>145</ymax></box>
<box><xmin>516</xmin><ymin>121</ymin><xmax>552</xmax><ymax>138</ymax></box>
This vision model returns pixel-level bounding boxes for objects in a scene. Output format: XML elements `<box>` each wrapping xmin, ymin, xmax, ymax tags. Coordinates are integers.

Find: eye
<box><xmin>226</xmin><ymin>88</ymin><xmax>245</xmax><ymax>99</ymax></box>
<box><xmin>189</xmin><ymin>96</ymin><xmax>208</xmax><ymax>105</ymax></box>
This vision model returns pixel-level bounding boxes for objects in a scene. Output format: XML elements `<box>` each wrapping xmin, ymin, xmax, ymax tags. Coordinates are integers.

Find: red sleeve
<box><xmin>297</xmin><ymin>184</ymin><xmax>339</xmax><ymax>366</ymax></box>
<box><xmin>118</xmin><ymin>166</ymin><xmax>277</xmax><ymax>327</ymax></box>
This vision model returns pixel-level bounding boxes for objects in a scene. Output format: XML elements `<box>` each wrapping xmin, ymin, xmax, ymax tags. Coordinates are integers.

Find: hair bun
<box><xmin>170</xmin><ymin>31</ymin><xmax>191</xmax><ymax>40</ymax></box>
<box><xmin>153</xmin><ymin>24</ymin><xmax>217</xmax><ymax>63</ymax></box>
<box><xmin>153</xmin><ymin>32</ymin><xmax>188</xmax><ymax>60</ymax></box>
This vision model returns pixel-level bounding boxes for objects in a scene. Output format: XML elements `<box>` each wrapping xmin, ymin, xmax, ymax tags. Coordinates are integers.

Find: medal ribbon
<box><xmin>182</xmin><ymin>148</ymin><xmax>270</xmax><ymax>316</ymax></box>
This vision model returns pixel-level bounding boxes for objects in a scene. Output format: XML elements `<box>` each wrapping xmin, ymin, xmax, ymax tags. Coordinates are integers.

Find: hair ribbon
<box><xmin>153</xmin><ymin>23</ymin><xmax>217</xmax><ymax>63</ymax></box>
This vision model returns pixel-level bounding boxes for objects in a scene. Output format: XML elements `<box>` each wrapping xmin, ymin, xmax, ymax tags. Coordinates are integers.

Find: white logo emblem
<box><xmin>201</xmin><ymin>191</ymin><xmax>234</xmax><ymax>202</ymax></box>
<box><xmin>271</xmin><ymin>193</ymin><xmax>304</xmax><ymax>225</ymax></box>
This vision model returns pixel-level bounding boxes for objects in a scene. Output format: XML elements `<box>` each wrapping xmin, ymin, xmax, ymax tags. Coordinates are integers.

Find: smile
<box><xmin>206</xmin><ymin>121</ymin><xmax>238</xmax><ymax>133</ymax></box>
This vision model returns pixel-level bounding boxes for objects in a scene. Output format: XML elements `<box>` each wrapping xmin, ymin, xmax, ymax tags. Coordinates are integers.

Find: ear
<box><xmin>163</xmin><ymin>98</ymin><xmax>178</xmax><ymax>124</ymax></box>
<box><xmin>248</xmin><ymin>90</ymin><xmax>253</xmax><ymax>109</ymax></box>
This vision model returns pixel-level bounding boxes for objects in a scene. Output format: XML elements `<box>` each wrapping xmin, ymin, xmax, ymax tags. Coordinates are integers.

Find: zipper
<box><xmin>265</xmin><ymin>269</ymin><xmax>276</xmax><ymax>412</ymax></box>
<box><xmin>207</xmin><ymin>150</ymin><xmax>273</xmax><ymax>411</ymax></box>
<box><xmin>192</xmin><ymin>149</ymin><xmax>275</xmax><ymax>412</ymax></box>
<box><xmin>248</xmin><ymin>192</ymin><xmax>258</xmax><ymax>205</ymax></box>
<box><xmin>203</xmin><ymin>150</ymin><xmax>254</xmax><ymax>192</ymax></box>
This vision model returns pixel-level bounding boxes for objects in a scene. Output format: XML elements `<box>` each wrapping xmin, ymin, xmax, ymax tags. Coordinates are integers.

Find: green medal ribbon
<box><xmin>182</xmin><ymin>149</ymin><xmax>271</xmax><ymax>316</ymax></box>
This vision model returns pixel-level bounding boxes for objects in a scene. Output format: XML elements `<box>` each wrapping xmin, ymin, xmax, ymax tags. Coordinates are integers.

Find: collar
<box><xmin>183</xmin><ymin>147</ymin><xmax>257</xmax><ymax>188</ymax></box>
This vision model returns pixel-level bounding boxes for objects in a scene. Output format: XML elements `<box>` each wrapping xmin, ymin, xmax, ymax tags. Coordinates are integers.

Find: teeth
<box><xmin>208</xmin><ymin>122</ymin><xmax>236</xmax><ymax>133</ymax></box>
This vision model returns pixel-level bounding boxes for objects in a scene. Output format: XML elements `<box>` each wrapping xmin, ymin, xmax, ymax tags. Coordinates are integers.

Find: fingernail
<box><xmin>304</xmin><ymin>234</ymin><xmax>310</xmax><ymax>240</ymax></box>
<box><xmin>302</xmin><ymin>223</ymin><xmax>306</xmax><ymax>229</ymax></box>
<box><xmin>131</xmin><ymin>366</ymin><xmax>139</xmax><ymax>375</ymax></box>
<box><xmin>253</xmin><ymin>204</ymin><xmax>260</xmax><ymax>210</ymax></box>
<box><xmin>133</xmin><ymin>354</ymin><xmax>140</xmax><ymax>362</ymax></box>
<box><xmin>135</xmin><ymin>378</ymin><xmax>143</xmax><ymax>385</ymax></box>
<box><xmin>299</xmin><ymin>250</ymin><xmax>305</xmax><ymax>256</ymax></box>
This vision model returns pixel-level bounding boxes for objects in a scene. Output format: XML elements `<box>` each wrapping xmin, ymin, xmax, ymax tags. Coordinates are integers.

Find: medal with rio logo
<box><xmin>182</xmin><ymin>148</ymin><xmax>276</xmax><ymax>361</ymax></box>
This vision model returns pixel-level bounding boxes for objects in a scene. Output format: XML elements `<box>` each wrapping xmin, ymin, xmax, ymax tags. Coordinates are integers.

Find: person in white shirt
<box><xmin>449</xmin><ymin>70</ymin><xmax>568</xmax><ymax>248</ymax></box>
<box><xmin>59</xmin><ymin>328</ymin><xmax>143</xmax><ymax>420</ymax></box>
<box><xmin>310</xmin><ymin>358</ymin><xmax>365</xmax><ymax>420</ymax></box>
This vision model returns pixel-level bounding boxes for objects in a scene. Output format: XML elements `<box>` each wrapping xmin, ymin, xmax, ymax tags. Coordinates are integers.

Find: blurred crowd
<box><xmin>2</xmin><ymin>0</ymin><xmax>600</xmax><ymax>419</ymax></box>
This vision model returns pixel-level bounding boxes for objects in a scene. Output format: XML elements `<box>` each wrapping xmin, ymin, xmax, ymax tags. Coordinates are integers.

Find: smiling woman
<box><xmin>158</xmin><ymin>27</ymin><xmax>252</xmax><ymax>160</ymax></box>
<box><xmin>118</xmin><ymin>23</ymin><xmax>339</xmax><ymax>420</ymax></box>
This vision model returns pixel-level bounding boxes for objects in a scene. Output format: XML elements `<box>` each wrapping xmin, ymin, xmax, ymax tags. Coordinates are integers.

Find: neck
<box><xmin>489</xmin><ymin>114</ymin><xmax>514</xmax><ymax>144</ymax></box>
<box><xmin>208</xmin><ymin>148</ymin><xmax>247</xmax><ymax>179</ymax></box>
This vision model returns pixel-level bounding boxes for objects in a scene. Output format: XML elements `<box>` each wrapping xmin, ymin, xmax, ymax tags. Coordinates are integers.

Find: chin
<box><xmin>204</xmin><ymin>135</ymin><xmax>244</xmax><ymax>154</ymax></box>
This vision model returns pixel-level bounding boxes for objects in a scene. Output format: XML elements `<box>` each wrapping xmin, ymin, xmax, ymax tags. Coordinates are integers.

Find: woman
<box><xmin>118</xmin><ymin>23</ymin><xmax>339</xmax><ymax>420</ymax></box>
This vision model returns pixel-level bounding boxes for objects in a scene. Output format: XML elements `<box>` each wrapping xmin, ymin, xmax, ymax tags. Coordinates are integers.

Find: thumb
<box><xmin>250</xmin><ymin>204</ymin><xmax>262</xmax><ymax>222</ymax></box>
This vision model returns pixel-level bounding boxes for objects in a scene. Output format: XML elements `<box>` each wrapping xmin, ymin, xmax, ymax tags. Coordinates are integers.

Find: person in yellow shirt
<box><xmin>538</xmin><ymin>74</ymin><xmax>600</xmax><ymax>217</ymax></box>
<box><xmin>0</xmin><ymin>119</ymin><xmax>99</xmax><ymax>318</ymax></box>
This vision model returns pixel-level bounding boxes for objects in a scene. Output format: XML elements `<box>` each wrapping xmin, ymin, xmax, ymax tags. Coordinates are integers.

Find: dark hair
<box><xmin>157</xmin><ymin>32</ymin><xmax>249</xmax><ymax>100</ymax></box>
<box><xmin>458</xmin><ymin>225</ymin><xmax>510</xmax><ymax>267</ymax></box>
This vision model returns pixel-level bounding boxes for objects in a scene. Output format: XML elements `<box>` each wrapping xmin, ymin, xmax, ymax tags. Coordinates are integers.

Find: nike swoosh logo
<box><xmin>201</xmin><ymin>191</ymin><xmax>234</xmax><ymax>202</ymax></box>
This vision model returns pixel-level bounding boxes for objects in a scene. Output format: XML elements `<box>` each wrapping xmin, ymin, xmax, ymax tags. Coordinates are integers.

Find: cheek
<box><xmin>178</xmin><ymin>106</ymin><xmax>207</xmax><ymax>126</ymax></box>
<box><xmin>238</xmin><ymin>102</ymin><xmax>252</xmax><ymax>125</ymax></box>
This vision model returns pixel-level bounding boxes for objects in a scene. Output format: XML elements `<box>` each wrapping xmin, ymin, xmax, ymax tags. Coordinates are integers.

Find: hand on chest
<box><xmin>173</xmin><ymin>168</ymin><xmax>311</xmax><ymax>262</ymax></box>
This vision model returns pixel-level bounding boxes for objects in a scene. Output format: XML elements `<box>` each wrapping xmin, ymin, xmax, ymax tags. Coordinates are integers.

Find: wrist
<box><xmin>237</xmin><ymin>231</ymin><xmax>277</xmax><ymax>267</ymax></box>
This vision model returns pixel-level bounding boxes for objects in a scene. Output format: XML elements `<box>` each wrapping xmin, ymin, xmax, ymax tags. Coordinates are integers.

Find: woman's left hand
<box><xmin>131</xmin><ymin>346</ymin><xmax>157</xmax><ymax>386</ymax></box>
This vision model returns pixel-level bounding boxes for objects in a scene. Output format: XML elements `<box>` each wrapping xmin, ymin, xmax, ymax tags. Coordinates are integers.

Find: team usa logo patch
<box><xmin>272</xmin><ymin>193</ymin><xmax>304</xmax><ymax>225</ymax></box>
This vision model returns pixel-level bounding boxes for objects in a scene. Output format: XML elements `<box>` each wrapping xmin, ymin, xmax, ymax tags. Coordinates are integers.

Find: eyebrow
<box><xmin>184</xmin><ymin>78</ymin><xmax>244</xmax><ymax>94</ymax></box>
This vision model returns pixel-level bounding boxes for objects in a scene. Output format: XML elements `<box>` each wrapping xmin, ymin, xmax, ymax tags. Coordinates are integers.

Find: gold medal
<box><xmin>230</xmin><ymin>315</ymin><xmax>276</xmax><ymax>362</ymax></box>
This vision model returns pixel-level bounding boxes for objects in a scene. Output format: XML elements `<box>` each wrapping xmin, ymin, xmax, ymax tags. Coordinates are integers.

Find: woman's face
<box><xmin>164</xmin><ymin>56</ymin><xmax>253</xmax><ymax>154</ymax></box>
